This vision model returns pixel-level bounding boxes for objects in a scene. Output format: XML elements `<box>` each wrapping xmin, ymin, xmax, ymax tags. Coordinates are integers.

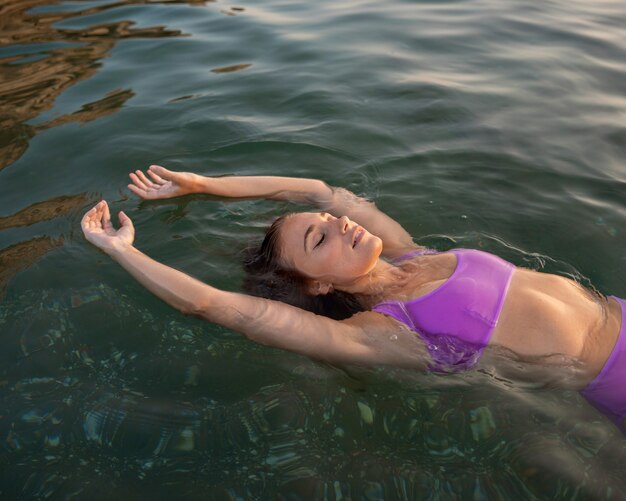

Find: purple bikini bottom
<box><xmin>581</xmin><ymin>296</ymin><xmax>626</xmax><ymax>431</ymax></box>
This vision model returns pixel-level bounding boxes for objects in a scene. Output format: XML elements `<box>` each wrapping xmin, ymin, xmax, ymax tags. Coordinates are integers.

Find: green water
<box><xmin>1</xmin><ymin>0</ymin><xmax>626</xmax><ymax>498</ymax></box>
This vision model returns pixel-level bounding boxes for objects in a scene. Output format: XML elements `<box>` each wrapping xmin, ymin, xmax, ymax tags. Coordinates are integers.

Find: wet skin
<box><xmin>280</xmin><ymin>213</ymin><xmax>623</xmax><ymax>384</ymax></box>
<box><xmin>278</xmin><ymin>212</ymin><xmax>383</xmax><ymax>288</ymax></box>
<box><xmin>89</xmin><ymin>169</ymin><xmax>623</xmax><ymax>389</ymax></box>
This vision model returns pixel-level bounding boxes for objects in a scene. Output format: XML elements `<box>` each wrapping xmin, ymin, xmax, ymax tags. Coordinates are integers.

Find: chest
<box><xmin>374</xmin><ymin>250</ymin><xmax>516</xmax><ymax>351</ymax></box>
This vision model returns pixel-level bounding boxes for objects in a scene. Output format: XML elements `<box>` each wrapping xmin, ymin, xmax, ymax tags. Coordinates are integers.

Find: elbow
<box><xmin>309</xmin><ymin>180</ymin><xmax>334</xmax><ymax>206</ymax></box>
<box><xmin>179</xmin><ymin>304</ymin><xmax>198</xmax><ymax>317</ymax></box>
<box><xmin>179</xmin><ymin>297</ymin><xmax>209</xmax><ymax>318</ymax></box>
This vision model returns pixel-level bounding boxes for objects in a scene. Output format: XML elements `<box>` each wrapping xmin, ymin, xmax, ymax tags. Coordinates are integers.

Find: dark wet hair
<box><xmin>242</xmin><ymin>215</ymin><xmax>364</xmax><ymax>320</ymax></box>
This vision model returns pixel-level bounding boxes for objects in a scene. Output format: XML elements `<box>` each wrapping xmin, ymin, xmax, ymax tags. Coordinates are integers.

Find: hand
<box><xmin>128</xmin><ymin>165</ymin><xmax>200</xmax><ymax>200</ymax></box>
<box><xmin>81</xmin><ymin>200</ymin><xmax>135</xmax><ymax>255</ymax></box>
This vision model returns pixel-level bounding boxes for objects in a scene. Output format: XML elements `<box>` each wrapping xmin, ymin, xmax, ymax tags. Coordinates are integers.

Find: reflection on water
<box><xmin>0</xmin><ymin>193</ymin><xmax>87</xmax><ymax>295</ymax></box>
<box><xmin>0</xmin><ymin>0</ymin><xmax>207</xmax><ymax>293</ymax></box>
<box><xmin>0</xmin><ymin>236</ymin><xmax>63</xmax><ymax>297</ymax></box>
<box><xmin>0</xmin><ymin>193</ymin><xmax>89</xmax><ymax>230</ymax></box>
<box><xmin>1</xmin><ymin>0</ymin><xmax>625</xmax><ymax>497</ymax></box>
<box><xmin>0</xmin><ymin>0</ymin><xmax>209</xmax><ymax>172</ymax></box>
<box><xmin>211</xmin><ymin>63</ymin><xmax>252</xmax><ymax>74</ymax></box>
<box><xmin>0</xmin><ymin>191</ymin><xmax>88</xmax><ymax>295</ymax></box>
<box><xmin>0</xmin><ymin>88</ymin><xmax>135</xmax><ymax>171</ymax></box>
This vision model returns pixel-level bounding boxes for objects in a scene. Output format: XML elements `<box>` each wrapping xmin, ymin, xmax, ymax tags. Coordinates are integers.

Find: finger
<box><xmin>81</xmin><ymin>204</ymin><xmax>98</xmax><ymax>228</ymax></box>
<box><xmin>148</xmin><ymin>165</ymin><xmax>172</xmax><ymax>182</ymax></box>
<box><xmin>92</xmin><ymin>201</ymin><xmax>106</xmax><ymax>230</ymax></box>
<box><xmin>118</xmin><ymin>211</ymin><xmax>135</xmax><ymax>240</ymax></box>
<box><xmin>102</xmin><ymin>200</ymin><xmax>114</xmax><ymax>232</ymax></box>
<box><xmin>118</xmin><ymin>211</ymin><xmax>134</xmax><ymax>229</ymax></box>
<box><xmin>147</xmin><ymin>168</ymin><xmax>167</xmax><ymax>185</ymax></box>
<box><xmin>128</xmin><ymin>184</ymin><xmax>150</xmax><ymax>199</ymax></box>
<box><xmin>130</xmin><ymin>172</ymin><xmax>149</xmax><ymax>191</ymax></box>
<box><xmin>82</xmin><ymin>209</ymin><xmax>95</xmax><ymax>232</ymax></box>
<box><xmin>136</xmin><ymin>170</ymin><xmax>156</xmax><ymax>188</ymax></box>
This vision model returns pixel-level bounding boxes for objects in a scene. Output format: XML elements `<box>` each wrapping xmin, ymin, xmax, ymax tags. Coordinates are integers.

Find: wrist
<box><xmin>193</xmin><ymin>174</ymin><xmax>214</xmax><ymax>194</ymax></box>
<box><xmin>107</xmin><ymin>242</ymin><xmax>137</xmax><ymax>260</ymax></box>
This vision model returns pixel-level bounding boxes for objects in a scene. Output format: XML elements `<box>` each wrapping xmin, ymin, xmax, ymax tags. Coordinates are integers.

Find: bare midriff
<box><xmin>489</xmin><ymin>267</ymin><xmax>622</xmax><ymax>382</ymax></box>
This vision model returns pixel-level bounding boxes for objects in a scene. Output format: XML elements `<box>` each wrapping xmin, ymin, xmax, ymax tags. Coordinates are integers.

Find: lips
<box><xmin>352</xmin><ymin>227</ymin><xmax>364</xmax><ymax>248</ymax></box>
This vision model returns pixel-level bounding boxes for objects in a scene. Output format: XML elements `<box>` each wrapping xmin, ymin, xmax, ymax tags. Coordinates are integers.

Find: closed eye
<box><xmin>314</xmin><ymin>234</ymin><xmax>325</xmax><ymax>248</ymax></box>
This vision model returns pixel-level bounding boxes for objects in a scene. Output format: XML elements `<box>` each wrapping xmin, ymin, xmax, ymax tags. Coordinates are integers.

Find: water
<box><xmin>1</xmin><ymin>0</ymin><xmax>625</xmax><ymax>497</ymax></box>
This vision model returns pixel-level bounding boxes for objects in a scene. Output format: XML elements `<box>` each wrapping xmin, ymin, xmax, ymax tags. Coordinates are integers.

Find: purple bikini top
<box><xmin>372</xmin><ymin>248</ymin><xmax>515</xmax><ymax>371</ymax></box>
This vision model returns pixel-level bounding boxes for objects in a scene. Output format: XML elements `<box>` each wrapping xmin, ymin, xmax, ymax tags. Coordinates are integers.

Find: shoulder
<box><xmin>343</xmin><ymin>310</ymin><xmax>416</xmax><ymax>343</ymax></box>
<box><xmin>340</xmin><ymin>311</ymin><xmax>429</xmax><ymax>368</ymax></box>
<box><xmin>344</xmin><ymin>310</ymin><xmax>404</xmax><ymax>331</ymax></box>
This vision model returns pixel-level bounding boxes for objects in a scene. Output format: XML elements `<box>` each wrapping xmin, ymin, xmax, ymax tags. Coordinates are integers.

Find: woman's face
<box><xmin>278</xmin><ymin>212</ymin><xmax>383</xmax><ymax>286</ymax></box>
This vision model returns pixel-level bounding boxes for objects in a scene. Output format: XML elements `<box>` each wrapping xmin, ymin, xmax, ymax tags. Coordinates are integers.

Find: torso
<box><xmin>368</xmin><ymin>250</ymin><xmax>622</xmax><ymax>386</ymax></box>
<box><xmin>492</xmin><ymin>267</ymin><xmax>621</xmax><ymax>382</ymax></box>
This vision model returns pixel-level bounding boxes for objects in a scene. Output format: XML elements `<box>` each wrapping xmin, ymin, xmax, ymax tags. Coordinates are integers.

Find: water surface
<box><xmin>1</xmin><ymin>0</ymin><xmax>626</xmax><ymax>498</ymax></box>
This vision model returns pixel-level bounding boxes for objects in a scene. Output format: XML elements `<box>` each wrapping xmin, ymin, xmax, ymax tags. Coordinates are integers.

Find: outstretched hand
<box><xmin>128</xmin><ymin>165</ymin><xmax>200</xmax><ymax>200</ymax></box>
<box><xmin>81</xmin><ymin>200</ymin><xmax>135</xmax><ymax>255</ymax></box>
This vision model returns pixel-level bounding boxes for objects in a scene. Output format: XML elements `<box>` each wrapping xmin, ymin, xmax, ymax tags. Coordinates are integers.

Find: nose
<box><xmin>338</xmin><ymin>215</ymin><xmax>350</xmax><ymax>234</ymax></box>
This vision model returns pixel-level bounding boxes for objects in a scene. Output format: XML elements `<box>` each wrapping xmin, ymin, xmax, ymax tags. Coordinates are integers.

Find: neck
<box><xmin>336</xmin><ymin>259</ymin><xmax>410</xmax><ymax>305</ymax></box>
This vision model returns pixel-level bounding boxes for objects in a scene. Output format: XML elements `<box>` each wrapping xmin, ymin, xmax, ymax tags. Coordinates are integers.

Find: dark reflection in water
<box><xmin>0</xmin><ymin>0</ymin><xmax>209</xmax><ymax>292</ymax></box>
<box><xmin>0</xmin><ymin>191</ymin><xmax>89</xmax><ymax>295</ymax></box>
<box><xmin>0</xmin><ymin>0</ymin><xmax>210</xmax><ymax>172</ymax></box>
<box><xmin>211</xmin><ymin>63</ymin><xmax>252</xmax><ymax>74</ymax></box>
<box><xmin>0</xmin><ymin>193</ymin><xmax>89</xmax><ymax>230</ymax></box>
<box><xmin>0</xmin><ymin>236</ymin><xmax>63</xmax><ymax>298</ymax></box>
<box><xmin>0</xmin><ymin>88</ymin><xmax>136</xmax><ymax>171</ymax></box>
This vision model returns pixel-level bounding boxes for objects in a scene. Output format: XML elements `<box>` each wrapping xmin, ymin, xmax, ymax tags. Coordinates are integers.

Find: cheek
<box><xmin>298</xmin><ymin>250</ymin><xmax>336</xmax><ymax>278</ymax></box>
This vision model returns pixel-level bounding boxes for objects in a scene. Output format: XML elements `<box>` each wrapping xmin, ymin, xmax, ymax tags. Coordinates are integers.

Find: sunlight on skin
<box><xmin>278</xmin><ymin>212</ymin><xmax>384</xmax><ymax>290</ymax></box>
<box><xmin>127</xmin><ymin>165</ymin><xmax>202</xmax><ymax>200</ymax></box>
<box><xmin>81</xmin><ymin>200</ymin><xmax>134</xmax><ymax>255</ymax></box>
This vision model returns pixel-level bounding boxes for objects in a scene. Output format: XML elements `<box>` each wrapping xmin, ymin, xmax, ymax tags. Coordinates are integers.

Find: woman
<box><xmin>81</xmin><ymin>165</ymin><xmax>625</xmax><ymax>430</ymax></box>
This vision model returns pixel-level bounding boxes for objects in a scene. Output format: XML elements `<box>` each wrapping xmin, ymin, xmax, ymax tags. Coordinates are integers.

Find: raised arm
<box><xmin>81</xmin><ymin>201</ymin><xmax>422</xmax><ymax>366</ymax></box>
<box><xmin>129</xmin><ymin>165</ymin><xmax>421</xmax><ymax>258</ymax></box>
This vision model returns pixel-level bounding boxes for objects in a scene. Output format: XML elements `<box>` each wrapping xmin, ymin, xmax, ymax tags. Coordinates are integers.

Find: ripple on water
<box><xmin>1</xmin><ymin>0</ymin><xmax>626</xmax><ymax>497</ymax></box>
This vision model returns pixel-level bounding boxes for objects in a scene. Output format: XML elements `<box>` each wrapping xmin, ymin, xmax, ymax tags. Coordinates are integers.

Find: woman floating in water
<box><xmin>82</xmin><ymin>165</ymin><xmax>625</xmax><ymax>430</ymax></box>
